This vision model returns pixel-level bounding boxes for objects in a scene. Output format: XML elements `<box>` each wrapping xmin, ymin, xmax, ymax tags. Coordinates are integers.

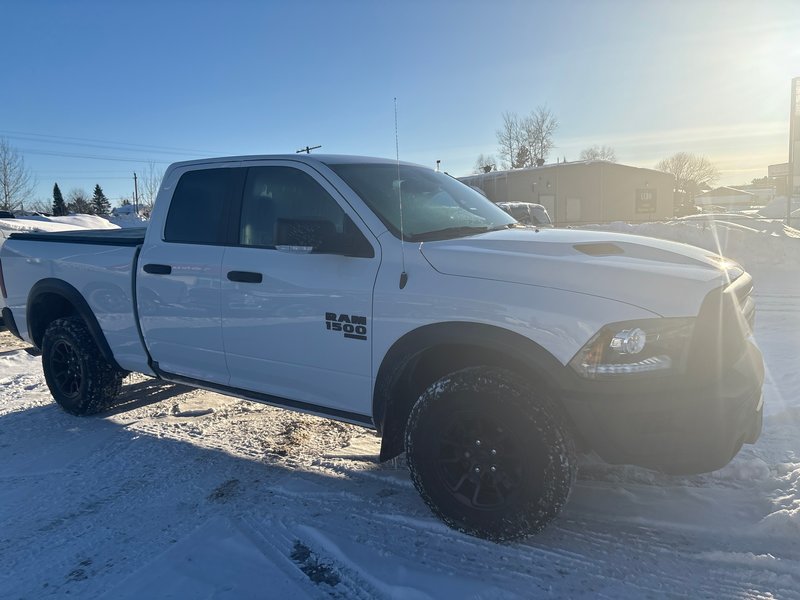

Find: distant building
<box><xmin>736</xmin><ymin>183</ymin><xmax>776</xmax><ymax>206</ymax></box>
<box><xmin>459</xmin><ymin>161</ymin><xmax>674</xmax><ymax>226</ymax></box>
<box><xmin>112</xmin><ymin>204</ymin><xmax>136</xmax><ymax>217</ymax></box>
<box><xmin>694</xmin><ymin>186</ymin><xmax>766</xmax><ymax>211</ymax></box>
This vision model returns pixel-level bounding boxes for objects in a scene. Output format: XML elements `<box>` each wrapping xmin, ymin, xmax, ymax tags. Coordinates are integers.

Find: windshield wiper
<box><xmin>407</xmin><ymin>224</ymin><xmax>514</xmax><ymax>242</ymax></box>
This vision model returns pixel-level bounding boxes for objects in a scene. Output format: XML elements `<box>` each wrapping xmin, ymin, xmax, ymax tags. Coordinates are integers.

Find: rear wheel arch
<box><xmin>27</xmin><ymin>278</ymin><xmax>122</xmax><ymax>371</ymax></box>
<box><xmin>373</xmin><ymin>322</ymin><xmax>569</xmax><ymax>462</ymax></box>
<box><xmin>41</xmin><ymin>316</ymin><xmax>124</xmax><ymax>415</ymax></box>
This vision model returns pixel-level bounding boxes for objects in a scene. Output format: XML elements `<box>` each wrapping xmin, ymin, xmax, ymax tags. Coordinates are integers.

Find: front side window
<box><xmin>164</xmin><ymin>168</ymin><xmax>232</xmax><ymax>244</ymax></box>
<box><xmin>239</xmin><ymin>166</ymin><xmax>347</xmax><ymax>251</ymax></box>
<box><xmin>329</xmin><ymin>163</ymin><xmax>516</xmax><ymax>241</ymax></box>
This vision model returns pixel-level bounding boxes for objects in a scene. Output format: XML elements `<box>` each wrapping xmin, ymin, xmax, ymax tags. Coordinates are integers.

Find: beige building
<box><xmin>460</xmin><ymin>161</ymin><xmax>675</xmax><ymax>226</ymax></box>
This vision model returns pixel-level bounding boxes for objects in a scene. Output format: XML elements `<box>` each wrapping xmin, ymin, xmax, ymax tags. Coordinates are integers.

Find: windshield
<box><xmin>329</xmin><ymin>163</ymin><xmax>516</xmax><ymax>241</ymax></box>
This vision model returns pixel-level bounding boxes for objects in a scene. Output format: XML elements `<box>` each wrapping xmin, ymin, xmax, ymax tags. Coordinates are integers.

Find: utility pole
<box><xmin>789</xmin><ymin>77</ymin><xmax>799</xmax><ymax>225</ymax></box>
<box><xmin>296</xmin><ymin>145</ymin><xmax>322</xmax><ymax>154</ymax></box>
<box><xmin>133</xmin><ymin>172</ymin><xmax>139</xmax><ymax>215</ymax></box>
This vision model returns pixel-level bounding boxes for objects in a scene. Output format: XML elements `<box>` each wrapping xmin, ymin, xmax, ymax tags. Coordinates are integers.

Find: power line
<box><xmin>6</xmin><ymin>133</ymin><xmax>209</xmax><ymax>157</ymax></box>
<box><xmin>35</xmin><ymin>170</ymin><xmax>134</xmax><ymax>174</ymax></box>
<box><xmin>16</xmin><ymin>147</ymin><xmax>173</xmax><ymax>164</ymax></box>
<box><xmin>37</xmin><ymin>176</ymin><xmax>132</xmax><ymax>180</ymax></box>
<box><xmin>0</xmin><ymin>128</ymin><xmax>224</xmax><ymax>155</ymax></box>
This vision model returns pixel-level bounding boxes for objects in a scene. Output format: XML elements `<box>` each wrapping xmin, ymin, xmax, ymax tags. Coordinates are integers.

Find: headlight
<box><xmin>569</xmin><ymin>318</ymin><xmax>695</xmax><ymax>379</ymax></box>
<box><xmin>707</xmin><ymin>255</ymin><xmax>744</xmax><ymax>284</ymax></box>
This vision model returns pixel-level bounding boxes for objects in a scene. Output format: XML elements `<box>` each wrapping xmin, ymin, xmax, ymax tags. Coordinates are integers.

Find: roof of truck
<box><xmin>165</xmin><ymin>154</ymin><xmax>424</xmax><ymax>171</ymax></box>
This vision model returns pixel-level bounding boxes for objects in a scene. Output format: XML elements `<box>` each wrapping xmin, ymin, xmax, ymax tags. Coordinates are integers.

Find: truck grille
<box><xmin>730</xmin><ymin>273</ymin><xmax>755</xmax><ymax>333</ymax></box>
<box><xmin>687</xmin><ymin>271</ymin><xmax>754</xmax><ymax>380</ymax></box>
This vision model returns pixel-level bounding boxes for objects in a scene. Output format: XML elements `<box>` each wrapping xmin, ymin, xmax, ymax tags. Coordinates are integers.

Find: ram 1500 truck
<box><xmin>0</xmin><ymin>155</ymin><xmax>764</xmax><ymax>541</ymax></box>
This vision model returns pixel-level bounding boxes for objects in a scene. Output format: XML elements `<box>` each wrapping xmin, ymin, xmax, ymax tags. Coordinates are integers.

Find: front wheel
<box><xmin>41</xmin><ymin>316</ymin><xmax>124</xmax><ymax>416</ymax></box>
<box><xmin>405</xmin><ymin>367</ymin><xmax>576</xmax><ymax>541</ymax></box>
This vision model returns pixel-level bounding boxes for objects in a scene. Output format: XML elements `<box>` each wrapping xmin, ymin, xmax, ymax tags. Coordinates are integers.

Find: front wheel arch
<box><xmin>373</xmin><ymin>322</ymin><xmax>569</xmax><ymax>462</ymax></box>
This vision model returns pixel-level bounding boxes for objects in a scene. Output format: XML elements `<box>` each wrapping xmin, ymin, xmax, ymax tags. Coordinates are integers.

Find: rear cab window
<box><xmin>164</xmin><ymin>168</ymin><xmax>236</xmax><ymax>244</ymax></box>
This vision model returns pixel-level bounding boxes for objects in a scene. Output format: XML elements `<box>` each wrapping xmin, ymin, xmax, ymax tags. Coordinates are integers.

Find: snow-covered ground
<box><xmin>0</xmin><ymin>219</ymin><xmax>798</xmax><ymax>598</ymax></box>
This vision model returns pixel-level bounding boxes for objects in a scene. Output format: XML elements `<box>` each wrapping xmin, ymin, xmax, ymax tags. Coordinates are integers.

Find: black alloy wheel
<box><xmin>405</xmin><ymin>367</ymin><xmax>576</xmax><ymax>541</ymax></box>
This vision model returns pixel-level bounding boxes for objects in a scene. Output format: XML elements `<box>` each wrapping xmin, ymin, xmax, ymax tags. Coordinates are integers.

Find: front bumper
<box><xmin>562</xmin><ymin>340</ymin><xmax>764</xmax><ymax>475</ymax></box>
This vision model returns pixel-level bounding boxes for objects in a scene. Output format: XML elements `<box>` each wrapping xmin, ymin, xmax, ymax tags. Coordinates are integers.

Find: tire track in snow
<box><xmin>295</xmin><ymin>444</ymin><xmax>800</xmax><ymax>599</ymax></box>
<box><xmin>237</xmin><ymin>514</ymin><xmax>381</xmax><ymax>599</ymax></box>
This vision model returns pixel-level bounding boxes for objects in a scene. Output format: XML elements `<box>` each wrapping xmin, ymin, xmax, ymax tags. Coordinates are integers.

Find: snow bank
<box><xmin>47</xmin><ymin>215</ymin><xmax>120</xmax><ymax>230</ymax></box>
<box><xmin>0</xmin><ymin>213</ymin><xmax>149</xmax><ymax>240</ymax></box>
<box><xmin>0</xmin><ymin>217</ymin><xmax>87</xmax><ymax>236</ymax></box>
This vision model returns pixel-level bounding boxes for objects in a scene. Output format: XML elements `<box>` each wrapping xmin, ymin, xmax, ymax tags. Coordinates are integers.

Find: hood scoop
<box><xmin>573</xmin><ymin>242</ymin><xmax>625</xmax><ymax>256</ymax></box>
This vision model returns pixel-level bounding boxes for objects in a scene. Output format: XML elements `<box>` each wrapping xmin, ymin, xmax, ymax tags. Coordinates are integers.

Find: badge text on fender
<box><xmin>325</xmin><ymin>312</ymin><xmax>368</xmax><ymax>341</ymax></box>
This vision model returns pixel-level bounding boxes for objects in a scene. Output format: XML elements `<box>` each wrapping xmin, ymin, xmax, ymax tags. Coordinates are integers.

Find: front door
<box><xmin>220</xmin><ymin>162</ymin><xmax>380</xmax><ymax>419</ymax></box>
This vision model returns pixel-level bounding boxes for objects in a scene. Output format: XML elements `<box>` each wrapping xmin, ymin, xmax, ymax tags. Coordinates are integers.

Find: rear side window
<box><xmin>164</xmin><ymin>168</ymin><xmax>233</xmax><ymax>244</ymax></box>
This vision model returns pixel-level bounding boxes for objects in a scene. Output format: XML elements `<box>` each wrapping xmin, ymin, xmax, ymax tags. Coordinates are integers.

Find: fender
<box><xmin>373</xmin><ymin>321</ymin><xmax>567</xmax><ymax>461</ymax></box>
<box><xmin>26</xmin><ymin>278</ymin><xmax>123</xmax><ymax>371</ymax></box>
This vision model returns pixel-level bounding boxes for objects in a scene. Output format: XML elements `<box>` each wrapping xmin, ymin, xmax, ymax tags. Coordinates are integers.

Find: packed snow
<box><xmin>0</xmin><ymin>217</ymin><xmax>799</xmax><ymax>598</ymax></box>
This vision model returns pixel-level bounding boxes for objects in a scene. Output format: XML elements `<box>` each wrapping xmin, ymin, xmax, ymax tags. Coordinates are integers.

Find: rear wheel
<box><xmin>405</xmin><ymin>367</ymin><xmax>576</xmax><ymax>541</ymax></box>
<box><xmin>42</xmin><ymin>316</ymin><xmax>124</xmax><ymax>415</ymax></box>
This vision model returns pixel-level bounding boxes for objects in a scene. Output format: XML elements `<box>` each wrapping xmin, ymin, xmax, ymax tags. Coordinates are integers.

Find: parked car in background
<box><xmin>497</xmin><ymin>202</ymin><xmax>553</xmax><ymax>227</ymax></box>
<box><xmin>0</xmin><ymin>211</ymin><xmax>16</xmax><ymax>219</ymax></box>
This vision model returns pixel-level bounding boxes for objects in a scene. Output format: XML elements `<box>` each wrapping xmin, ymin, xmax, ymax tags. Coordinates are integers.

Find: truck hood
<box><xmin>419</xmin><ymin>228</ymin><xmax>738</xmax><ymax>317</ymax></box>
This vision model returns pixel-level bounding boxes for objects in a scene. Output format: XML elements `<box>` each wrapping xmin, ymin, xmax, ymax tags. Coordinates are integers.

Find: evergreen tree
<box><xmin>52</xmin><ymin>183</ymin><xmax>67</xmax><ymax>216</ymax></box>
<box><xmin>512</xmin><ymin>145</ymin><xmax>530</xmax><ymax>169</ymax></box>
<box><xmin>92</xmin><ymin>184</ymin><xmax>111</xmax><ymax>216</ymax></box>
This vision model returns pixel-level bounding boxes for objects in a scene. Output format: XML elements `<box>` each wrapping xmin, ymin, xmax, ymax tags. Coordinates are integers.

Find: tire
<box><xmin>405</xmin><ymin>366</ymin><xmax>576</xmax><ymax>541</ymax></box>
<box><xmin>41</xmin><ymin>316</ymin><xmax>124</xmax><ymax>416</ymax></box>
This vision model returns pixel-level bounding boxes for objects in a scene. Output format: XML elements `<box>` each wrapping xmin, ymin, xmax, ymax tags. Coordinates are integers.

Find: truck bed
<box><xmin>8</xmin><ymin>227</ymin><xmax>147</xmax><ymax>246</ymax></box>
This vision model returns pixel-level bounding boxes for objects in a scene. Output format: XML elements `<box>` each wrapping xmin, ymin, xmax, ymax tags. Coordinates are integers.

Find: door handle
<box><xmin>227</xmin><ymin>270</ymin><xmax>263</xmax><ymax>283</ymax></box>
<box><xmin>143</xmin><ymin>263</ymin><xmax>172</xmax><ymax>275</ymax></box>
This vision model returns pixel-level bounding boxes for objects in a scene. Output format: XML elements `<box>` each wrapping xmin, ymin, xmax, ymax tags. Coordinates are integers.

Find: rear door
<box><xmin>220</xmin><ymin>161</ymin><xmax>380</xmax><ymax>419</ymax></box>
<box><xmin>137</xmin><ymin>164</ymin><xmax>242</xmax><ymax>384</ymax></box>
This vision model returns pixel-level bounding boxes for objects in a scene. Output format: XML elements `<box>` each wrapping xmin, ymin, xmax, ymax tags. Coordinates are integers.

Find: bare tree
<box><xmin>473</xmin><ymin>153</ymin><xmax>497</xmax><ymax>174</ymax></box>
<box><xmin>496</xmin><ymin>112</ymin><xmax>524</xmax><ymax>170</ymax></box>
<box><xmin>524</xmin><ymin>106</ymin><xmax>558</xmax><ymax>165</ymax></box>
<box><xmin>67</xmin><ymin>188</ymin><xmax>93</xmax><ymax>214</ymax></box>
<box><xmin>654</xmin><ymin>152</ymin><xmax>719</xmax><ymax>215</ymax></box>
<box><xmin>26</xmin><ymin>198</ymin><xmax>53</xmax><ymax>214</ymax></box>
<box><xmin>580</xmin><ymin>145</ymin><xmax>617</xmax><ymax>162</ymax></box>
<box><xmin>0</xmin><ymin>137</ymin><xmax>35</xmax><ymax>213</ymax></box>
<box><xmin>496</xmin><ymin>107</ymin><xmax>559</xmax><ymax>169</ymax></box>
<box><xmin>139</xmin><ymin>162</ymin><xmax>164</xmax><ymax>215</ymax></box>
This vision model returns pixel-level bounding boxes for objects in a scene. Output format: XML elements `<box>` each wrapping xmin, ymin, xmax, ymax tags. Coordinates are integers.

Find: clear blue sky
<box><xmin>2</xmin><ymin>0</ymin><xmax>799</xmax><ymax>205</ymax></box>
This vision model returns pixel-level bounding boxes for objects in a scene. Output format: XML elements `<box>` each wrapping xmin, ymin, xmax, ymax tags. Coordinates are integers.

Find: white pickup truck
<box><xmin>0</xmin><ymin>155</ymin><xmax>764</xmax><ymax>541</ymax></box>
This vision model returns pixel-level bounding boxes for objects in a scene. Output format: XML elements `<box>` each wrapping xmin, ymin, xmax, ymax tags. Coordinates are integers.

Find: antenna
<box><xmin>296</xmin><ymin>145</ymin><xmax>322</xmax><ymax>154</ymax></box>
<box><xmin>395</xmin><ymin>97</ymin><xmax>408</xmax><ymax>289</ymax></box>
